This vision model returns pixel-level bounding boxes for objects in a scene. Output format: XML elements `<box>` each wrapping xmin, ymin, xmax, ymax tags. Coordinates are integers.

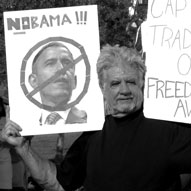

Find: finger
<box><xmin>1</xmin><ymin>119</ymin><xmax>23</xmax><ymax>147</ymax></box>
<box><xmin>5</xmin><ymin>105</ymin><xmax>10</xmax><ymax>122</ymax></box>
<box><xmin>2</xmin><ymin>129</ymin><xmax>23</xmax><ymax>146</ymax></box>
<box><xmin>1</xmin><ymin>126</ymin><xmax>21</xmax><ymax>143</ymax></box>
<box><xmin>5</xmin><ymin>126</ymin><xmax>21</xmax><ymax>137</ymax></box>
<box><xmin>5</xmin><ymin>120</ymin><xmax>22</xmax><ymax>132</ymax></box>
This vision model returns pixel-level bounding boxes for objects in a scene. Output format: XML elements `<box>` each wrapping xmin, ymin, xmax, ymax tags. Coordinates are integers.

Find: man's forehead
<box><xmin>43</xmin><ymin>46</ymin><xmax>71</xmax><ymax>55</ymax></box>
<box><xmin>37</xmin><ymin>46</ymin><xmax>72</xmax><ymax>61</ymax></box>
<box><xmin>103</xmin><ymin>65</ymin><xmax>137</xmax><ymax>82</ymax></box>
<box><xmin>108</xmin><ymin>65</ymin><xmax>138</xmax><ymax>75</ymax></box>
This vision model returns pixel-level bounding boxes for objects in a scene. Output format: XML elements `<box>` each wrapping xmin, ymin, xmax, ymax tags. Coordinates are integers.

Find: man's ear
<box><xmin>100</xmin><ymin>82</ymin><xmax>105</xmax><ymax>95</ymax></box>
<box><xmin>28</xmin><ymin>74</ymin><xmax>38</xmax><ymax>88</ymax></box>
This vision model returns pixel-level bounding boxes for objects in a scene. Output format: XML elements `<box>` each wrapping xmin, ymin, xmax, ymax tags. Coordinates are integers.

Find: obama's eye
<box><xmin>61</xmin><ymin>58</ymin><xmax>73</xmax><ymax>66</ymax></box>
<box><xmin>44</xmin><ymin>58</ymin><xmax>57</xmax><ymax>67</ymax></box>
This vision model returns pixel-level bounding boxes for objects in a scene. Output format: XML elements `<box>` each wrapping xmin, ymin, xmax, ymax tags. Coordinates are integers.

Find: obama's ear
<box><xmin>72</xmin><ymin>75</ymin><xmax>77</xmax><ymax>90</ymax></box>
<box><xmin>28</xmin><ymin>74</ymin><xmax>38</xmax><ymax>89</ymax></box>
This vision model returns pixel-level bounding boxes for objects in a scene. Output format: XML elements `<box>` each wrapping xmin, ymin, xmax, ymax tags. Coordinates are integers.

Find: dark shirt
<box><xmin>57</xmin><ymin>110</ymin><xmax>191</xmax><ymax>191</ymax></box>
<box><xmin>0</xmin><ymin>97</ymin><xmax>5</xmax><ymax>118</ymax></box>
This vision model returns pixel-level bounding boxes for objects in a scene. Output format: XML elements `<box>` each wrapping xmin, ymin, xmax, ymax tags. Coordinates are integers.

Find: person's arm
<box><xmin>1</xmin><ymin>109</ymin><xmax>64</xmax><ymax>191</ymax></box>
<box><xmin>16</xmin><ymin>140</ymin><xmax>63</xmax><ymax>191</ymax></box>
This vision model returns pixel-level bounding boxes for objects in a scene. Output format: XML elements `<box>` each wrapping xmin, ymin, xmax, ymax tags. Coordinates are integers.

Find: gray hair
<box><xmin>96</xmin><ymin>44</ymin><xmax>146</xmax><ymax>89</ymax></box>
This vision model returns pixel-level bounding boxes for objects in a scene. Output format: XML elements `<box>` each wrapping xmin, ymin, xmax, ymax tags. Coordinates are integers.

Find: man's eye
<box><xmin>46</xmin><ymin>61</ymin><xmax>56</xmax><ymax>66</ymax></box>
<box><xmin>62</xmin><ymin>59</ymin><xmax>72</xmax><ymax>66</ymax></box>
<box><xmin>128</xmin><ymin>80</ymin><xmax>136</xmax><ymax>85</ymax></box>
<box><xmin>111</xmin><ymin>81</ymin><xmax>120</xmax><ymax>87</ymax></box>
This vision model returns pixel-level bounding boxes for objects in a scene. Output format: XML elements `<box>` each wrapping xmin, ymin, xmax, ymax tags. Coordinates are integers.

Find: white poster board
<box><xmin>142</xmin><ymin>0</ymin><xmax>191</xmax><ymax>123</ymax></box>
<box><xmin>4</xmin><ymin>5</ymin><xmax>104</xmax><ymax>135</ymax></box>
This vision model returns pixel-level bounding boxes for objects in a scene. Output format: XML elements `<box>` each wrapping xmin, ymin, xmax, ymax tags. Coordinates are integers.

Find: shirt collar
<box><xmin>39</xmin><ymin>108</ymin><xmax>71</xmax><ymax>125</ymax></box>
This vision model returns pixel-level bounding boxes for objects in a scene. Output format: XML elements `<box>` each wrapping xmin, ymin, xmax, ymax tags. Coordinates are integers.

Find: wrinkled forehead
<box><xmin>105</xmin><ymin>65</ymin><xmax>139</xmax><ymax>79</ymax></box>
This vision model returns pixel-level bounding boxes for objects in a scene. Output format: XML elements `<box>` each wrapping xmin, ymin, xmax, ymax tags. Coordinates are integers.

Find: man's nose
<box><xmin>56</xmin><ymin>60</ymin><xmax>64</xmax><ymax>70</ymax></box>
<box><xmin>120</xmin><ymin>81</ymin><xmax>130</xmax><ymax>94</ymax></box>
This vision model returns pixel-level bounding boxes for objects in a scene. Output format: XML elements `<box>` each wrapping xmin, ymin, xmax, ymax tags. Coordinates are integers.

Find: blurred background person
<box><xmin>0</xmin><ymin>96</ymin><xmax>12</xmax><ymax>191</ymax></box>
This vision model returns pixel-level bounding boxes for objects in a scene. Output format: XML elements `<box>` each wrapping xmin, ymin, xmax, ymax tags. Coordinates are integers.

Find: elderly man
<box><xmin>2</xmin><ymin>45</ymin><xmax>191</xmax><ymax>191</ymax></box>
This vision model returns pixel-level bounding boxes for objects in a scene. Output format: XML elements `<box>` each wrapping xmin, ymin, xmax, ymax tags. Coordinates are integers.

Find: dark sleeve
<box><xmin>0</xmin><ymin>97</ymin><xmax>5</xmax><ymax>117</ymax></box>
<box><xmin>169</xmin><ymin>122</ymin><xmax>191</xmax><ymax>173</ymax></box>
<box><xmin>56</xmin><ymin>131</ymin><xmax>97</xmax><ymax>191</ymax></box>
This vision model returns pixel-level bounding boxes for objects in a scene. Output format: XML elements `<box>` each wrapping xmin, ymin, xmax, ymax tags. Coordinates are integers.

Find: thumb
<box><xmin>5</xmin><ymin>105</ymin><xmax>10</xmax><ymax>122</ymax></box>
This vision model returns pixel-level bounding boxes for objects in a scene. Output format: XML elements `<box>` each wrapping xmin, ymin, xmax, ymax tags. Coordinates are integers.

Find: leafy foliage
<box><xmin>98</xmin><ymin>0</ymin><xmax>131</xmax><ymax>47</ymax></box>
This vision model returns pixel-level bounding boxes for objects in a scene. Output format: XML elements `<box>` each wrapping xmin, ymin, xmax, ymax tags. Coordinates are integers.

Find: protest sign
<box><xmin>3</xmin><ymin>5</ymin><xmax>104</xmax><ymax>135</ymax></box>
<box><xmin>142</xmin><ymin>0</ymin><xmax>191</xmax><ymax>123</ymax></box>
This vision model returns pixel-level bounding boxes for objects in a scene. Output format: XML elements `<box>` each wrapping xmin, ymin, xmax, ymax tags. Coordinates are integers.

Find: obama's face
<box><xmin>29</xmin><ymin>46</ymin><xmax>76</xmax><ymax>106</ymax></box>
